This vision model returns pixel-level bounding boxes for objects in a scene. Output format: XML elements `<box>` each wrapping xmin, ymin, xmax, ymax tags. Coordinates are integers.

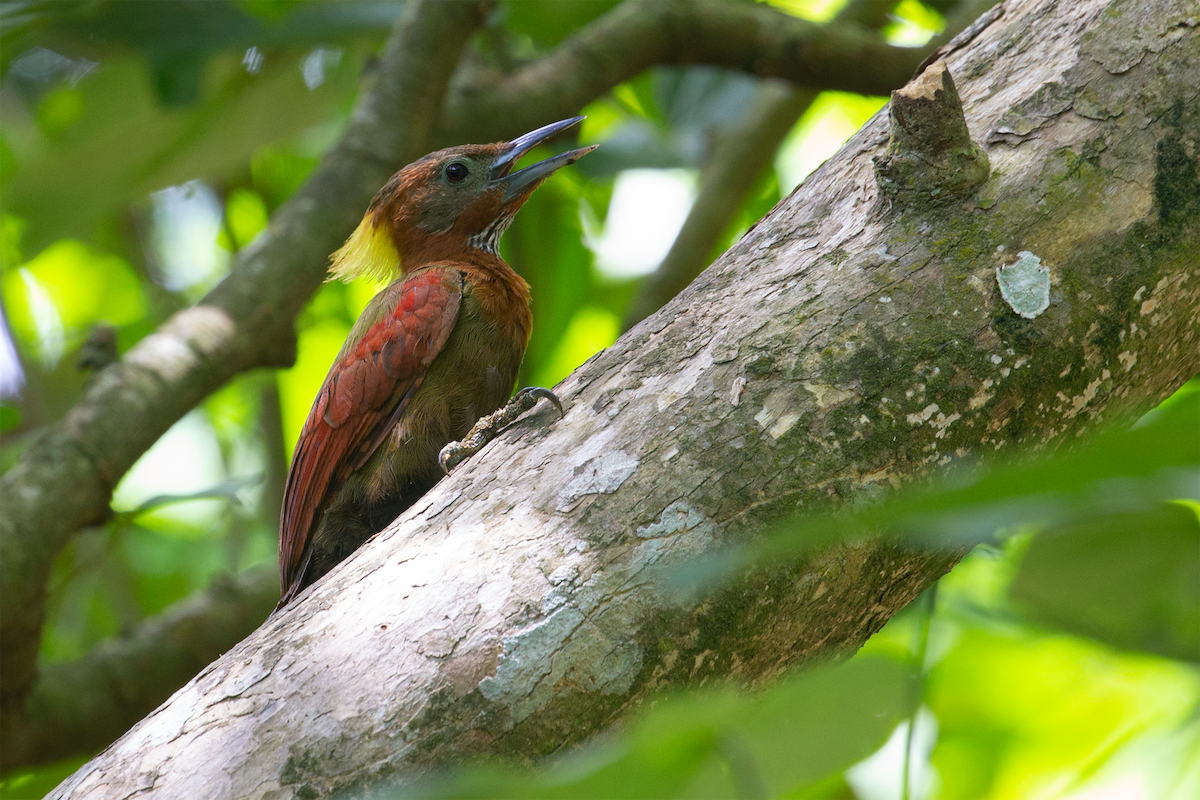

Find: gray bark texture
<box><xmin>51</xmin><ymin>0</ymin><xmax>1200</xmax><ymax>796</ymax></box>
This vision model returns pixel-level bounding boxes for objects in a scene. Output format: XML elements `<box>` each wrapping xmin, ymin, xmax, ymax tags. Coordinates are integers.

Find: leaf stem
<box><xmin>902</xmin><ymin>581</ymin><xmax>938</xmax><ymax>800</ymax></box>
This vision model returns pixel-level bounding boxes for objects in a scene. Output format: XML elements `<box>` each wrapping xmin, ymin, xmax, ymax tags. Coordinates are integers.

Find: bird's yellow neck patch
<box><xmin>329</xmin><ymin>214</ymin><xmax>401</xmax><ymax>284</ymax></box>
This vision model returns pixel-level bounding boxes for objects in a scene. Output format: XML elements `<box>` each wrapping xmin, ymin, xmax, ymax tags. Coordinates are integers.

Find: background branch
<box><xmin>622</xmin><ymin>80</ymin><xmax>811</xmax><ymax>331</ymax></box>
<box><xmin>12</xmin><ymin>567</ymin><xmax>277</xmax><ymax>770</ymax></box>
<box><xmin>439</xmin><ymin>0</ymin><xmax>929</xmax><ymax>144</ymax></box>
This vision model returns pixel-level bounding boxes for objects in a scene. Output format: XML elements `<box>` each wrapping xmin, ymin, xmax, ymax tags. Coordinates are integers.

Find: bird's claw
<box><xmin>438</xmin><ymin>387</ymin><xmax>563</xmax><ymax>473</ymax></box>
<box><xmin>513</xmin><ymin>386</ymin><xmax>563</xmax><ymax>417</ymax></box>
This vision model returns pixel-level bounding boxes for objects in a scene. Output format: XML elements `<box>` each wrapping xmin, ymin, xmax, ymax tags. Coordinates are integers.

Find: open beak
<box><xmin>491</xmin><ymin>116</ymin><xmax>598</xmax><ymax>202</ymax></box>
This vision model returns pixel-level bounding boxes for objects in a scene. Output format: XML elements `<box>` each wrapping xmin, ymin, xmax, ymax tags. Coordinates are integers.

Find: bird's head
<box><xmin>331</xmin><ymin>117</ymin><xmax>596</xmax><ymax>283</ymax></box>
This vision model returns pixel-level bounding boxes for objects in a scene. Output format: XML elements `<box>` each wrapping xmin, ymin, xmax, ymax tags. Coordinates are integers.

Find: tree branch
<box><xmin>8</xmin><ymin>567</ymin><xmax>278</xmax><ymax>770</ymax></box>
<box><xmin>621</xmin><ymin>0</ymin><xmax>1001</xmax><ymax>331</ymax></box>
<box><xmin>48</xmin><ymin>0</ymin><xmax>1200</xmax><ymax>795</ymax></box>
<box><xmin>439</xmin><ymin>0</ymin><xmax>930</xmax><ymax>145</ymax></box>
<box><xmin>0</xmin><ymin>0</ymin><xmax>489</xmax><ymax>744</ymax></box>
<box><xmin>0</xmin><ymin>0</ymin><xmax>977</xmax><ymax>724</ymax></box>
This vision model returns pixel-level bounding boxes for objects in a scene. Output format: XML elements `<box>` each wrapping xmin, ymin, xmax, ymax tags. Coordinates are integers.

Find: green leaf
<box><xmin>0</xmin><ymin>404</ymin><xmax>21</xmax><ymax>433</ymax></box>
<box><xmin>529</xmin><ymin>306</ymin><xmax>619</xmax><ymax>390</ymax></box>
<box><xmin>764</xmin><ymin>0</ymin><xmax>845</xmax><ymax>23</ymax></box>
<box><xmin>766</xmin><ymin>388</ymin><xmax>1200</xmax><ymax>562</ymax></box>
<box><xmin>2</xmin><ymin>240</ymin><xmax>146</xmax><ymax>358</ymax></box>
<box><xmin>399</xmin><ymin>657</ymin><xmax>911</xmax><ymax>799</ymax></box>
<box><xmin>225</xmin><ymin>187</ymin><xmax>269</xmax><ymax>249</ymax></box>
<box><xmin>1011</xmin><ymin>503</ymin><xmax>1200</xmax><ymax>662</ymax></box>
<box><xmin>35</xmin><ymin>86</ymin><xmax>84</xmax><ymax>137</ymax></box>
<box><xmin>4</xmin><ymin>42</ymin><xmax>362</xmax><ymax>252</ymax></box>
<box><xmin>732</xmin><ymin>657</ymin><xmax>914</xmax><ymax>796</ymax></box>
<box><xmin>0</xmin><ymin>754</ymin><xmax>92</xmax><ymax>800</ymax></box>
<box><xmin>251</xmin><ymin>144</ymin><xmax>319</xmax><ymax>210</ymax></box>
<box><xmin>279</xmin><ymin>314</ymin><xmax>353</xmax><ymax>451</ymax></box>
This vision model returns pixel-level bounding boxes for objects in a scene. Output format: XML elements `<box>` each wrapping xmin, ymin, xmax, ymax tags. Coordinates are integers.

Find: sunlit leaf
<box><xmin>928</xmin><ymin>626</ymin><xmax>1199</xmax><ymax>800</ymax></box>
<box><xmin>225</xmin><ymin>187</ymin><xmax>269</xmax><ymax>249</ymax></box>
<box><xmin>883</xmin><ymin>0</ymin><xmax>946</xmax><ymax>47</ymax></box>
<box><xmin>776</xmin><ymin>92</ymin><xmax>887</xmax><ymax>192</ymax></box>
<box><xmin>2</xmin><ymin>240</ymin><xmax>145</xmax><ymax>359</ymax></box>
<box><xmin>278</xmin><ymin>316</ymin><xmax>352</xmax><ymax>451</ymax></box>
<box><xmin>35</xmin><ymin>86</ymin><xmax>83</xmax><ymax>137</ymax></box>
<box><xmin>530</xmin><ymin>306</ymin><xmax>619</xmax><ymax>390</ymax></box>
<box><xmin>764</xmin><ymin>0</ymin><xmax>846</xmax><ymax>23</ymax></box>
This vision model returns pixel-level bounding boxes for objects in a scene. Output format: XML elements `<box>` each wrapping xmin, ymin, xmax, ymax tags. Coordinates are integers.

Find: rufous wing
<box><xmin>277</xmin><ymin>265</ymin><xmax>463</xmax><ymax>607</ymax></box>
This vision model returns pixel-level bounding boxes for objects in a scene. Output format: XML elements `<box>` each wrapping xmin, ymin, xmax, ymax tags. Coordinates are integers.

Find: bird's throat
<box><xmin>466</xmin><ymin>210</ymin><xmax>516</xmax><ymax>257</ymax></box>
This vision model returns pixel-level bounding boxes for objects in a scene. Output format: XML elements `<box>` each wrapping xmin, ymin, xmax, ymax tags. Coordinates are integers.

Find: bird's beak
<box><xmin>491</xmin><ymin>116</ymin><xmax>598</xmax><ymax>202</ymax></box>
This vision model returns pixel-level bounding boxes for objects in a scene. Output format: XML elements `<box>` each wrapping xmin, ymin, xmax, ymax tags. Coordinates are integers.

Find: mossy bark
<box><xmin>50</xmin><ymin>1</ymin><xmax>1200</xmax><ymax>797</ymax></box>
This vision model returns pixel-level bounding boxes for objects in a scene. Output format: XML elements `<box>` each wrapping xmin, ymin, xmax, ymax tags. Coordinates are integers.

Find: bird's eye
<box><xmin>445</xmin><ymin>162</ymin><xmax>469</xmax><ymax>183</ymax></box>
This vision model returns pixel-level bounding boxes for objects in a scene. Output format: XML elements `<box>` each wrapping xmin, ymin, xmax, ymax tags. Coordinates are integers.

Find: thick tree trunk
<box><xmin>51</xmin><ymin>0</ymin><xmax>1199</xmax><ymax>796</ymax></box>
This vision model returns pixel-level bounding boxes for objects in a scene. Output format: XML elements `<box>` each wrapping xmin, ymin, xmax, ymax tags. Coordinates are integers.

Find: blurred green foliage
<box><xmin>3</xmin><ymin>240</ymin><xmax>145</xmax><ymax>361</ymax></box>
<box><xmin>1</xmin><ymin>1</ymin><xmax>1196</xmax><ymax>799</ymax></box>
<box><xmin>501</xmin><ymin>0</ymin><xmax>622</xmax><ymax>47</ymax></box>
<box><xmin>411</xmin><ymin>657</ymin><xmax>917</xmax><ymax>800</ymax></box>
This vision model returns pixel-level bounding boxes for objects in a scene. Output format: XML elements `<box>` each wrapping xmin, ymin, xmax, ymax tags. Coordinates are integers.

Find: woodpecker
<box><xmin>276</xmin><ymin>118</ymin><xmax>595</xmax><ymax>609</ymax></box>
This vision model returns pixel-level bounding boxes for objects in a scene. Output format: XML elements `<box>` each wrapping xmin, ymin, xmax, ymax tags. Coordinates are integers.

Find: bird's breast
<box><xmin>355</xmin><ymin>279</ymin><xmax>528</xmax><ymax>502</ymax></box>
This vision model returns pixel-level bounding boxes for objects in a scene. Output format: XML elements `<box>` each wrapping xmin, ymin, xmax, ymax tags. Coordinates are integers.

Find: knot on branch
<box><xmin>873</xmin><ymin>61</ymin><xmax>990</xmax><ymax>206</ymax></box>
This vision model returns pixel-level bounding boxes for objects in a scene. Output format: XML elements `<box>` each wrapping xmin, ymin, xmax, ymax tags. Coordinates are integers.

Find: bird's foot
<box><xmin>439</xmin><ymin>387</ymin><xmax>563</xmax><ymax>473</ymax></box>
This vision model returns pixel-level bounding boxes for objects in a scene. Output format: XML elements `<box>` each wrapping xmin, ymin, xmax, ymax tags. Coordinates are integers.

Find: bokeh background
<box><xmin>1</xmin><ymin>1</ymin><xmax>1196</xmax><ymax>798</ymax></box>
